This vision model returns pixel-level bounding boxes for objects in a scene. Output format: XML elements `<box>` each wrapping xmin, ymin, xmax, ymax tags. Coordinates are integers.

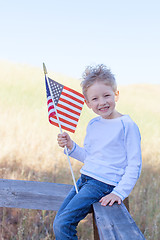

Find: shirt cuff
<box><xmin>64</xmin><ymin>141</ymin><xmax>76</xmax><ymax>156</ymax></box>
<box><xmin>111</xmin><ymin>189</ymin><xmax>125</xmax><ymax>201</ymax></box>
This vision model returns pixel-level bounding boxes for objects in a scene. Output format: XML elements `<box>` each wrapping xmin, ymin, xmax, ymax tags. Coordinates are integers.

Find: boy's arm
<box><xmin>111</xmin><ymin>122</ymin><xmax>142</xmax><ymax>201</ymax></box>
<box><xmin>57</xmin><ymin>132</ymin><xmax>87</xmax><ymax>163</ymax></box>
<box><xmin>64</xmin><ymin>120</ymin><xmax>93</xmax><ymax>163</ymax></box>
<box><xmin>100</xmin><ymin>122</ymin><xmax>142</xmax><ymax>206</ymax></box>
<box><xmin>64</xmin><ymin>141</ymin><xmax>87</xmax><ymax>163</ymax></box>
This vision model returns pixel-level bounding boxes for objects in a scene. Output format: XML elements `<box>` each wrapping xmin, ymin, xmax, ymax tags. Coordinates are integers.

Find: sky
<box><xmin>0</xmin><ymin>0</ymin><xmax>160</xmax><ymax>85</ymax></box>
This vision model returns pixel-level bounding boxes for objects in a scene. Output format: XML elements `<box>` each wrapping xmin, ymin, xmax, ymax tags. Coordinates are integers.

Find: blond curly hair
<box><xmin>81</xmin><ymin>64</ymin><xmax>117</xmax><ymax>99</ymax></box>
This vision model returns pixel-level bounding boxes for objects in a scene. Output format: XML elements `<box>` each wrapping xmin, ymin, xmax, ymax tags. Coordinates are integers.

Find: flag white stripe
<box><xmin>48</xmin><ymin>109</ymin><xmax>55</xmax><ymax>116</ymax></box>
<box><xmin>48</xmin><ymin>96</ymin><xmax>83</xmax><ymax>112</ymax></box>
<box><xmin>48</xmin><ymin>104</ymin><xmax>80</xmax><ymax>119</ymax></box>
<box><xmin>63</xmin><ymin>88</ymin><xmax>84</xmax><ymax>102</ymax></box>
<box><xmin>48</xmin><ymin>90</ymin><xmax>84</xmax><ymax>106</ymax></box>
<box><xmin>56</xmin><ymin>106</ymin><xmax>80</xmax><ymax>119</ymax></box>
<box><xmin>56</xmin><ymin>113</ymin><xmax>78</xmax><ymax>124</ymax></box>
<box><xmin>50</xmin><ymin>117</ymin><xmax>76</xmax><ymax>130</ymax></box>
<box><xmin>58</xmin><ymin>100</ymin><xmax>82</xmax><ymax>113</ymax></box>
<box><xmin>61</xmin><ymin>95</ymin><xmax>84</xmax><ymax>108</ymax></box>
<box><xmin>48</xmin><ymin>102</ymin><xmax>54</xmax><ymax>108</ymax></box>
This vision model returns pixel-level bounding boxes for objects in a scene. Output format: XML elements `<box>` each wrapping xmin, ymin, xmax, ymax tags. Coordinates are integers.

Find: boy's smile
<box><xmin>85</xmin><ymin>82</ymin><xmax>120</xmax><ymax>119</ymax></box>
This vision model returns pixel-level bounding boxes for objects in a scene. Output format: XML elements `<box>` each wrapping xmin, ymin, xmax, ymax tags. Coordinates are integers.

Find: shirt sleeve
<box><xmin>112</xmin><ymin>121</ymin><xmax>142</xmax><ymax>200</ymax></box>
<box><xmin>64</xmin><ymin>123</ymin><xmax>91</xmax><ymax>163</ymax></box>
<box><xmin>64</xmin><ymin>141</ymin><xmax>86</xmax><ymax>163</ymax></box>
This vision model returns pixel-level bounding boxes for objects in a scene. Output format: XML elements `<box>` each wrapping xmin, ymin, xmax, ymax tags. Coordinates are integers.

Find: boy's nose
<box><xmin>99</xmin><ymin>98</ymin><xmax>106</xmax><ymax>105</ymax></box>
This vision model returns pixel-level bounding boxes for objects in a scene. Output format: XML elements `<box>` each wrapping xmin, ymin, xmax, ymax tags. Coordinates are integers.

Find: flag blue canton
<box><xmin>46</xmin><ymin>78</ymin><xmax>64</xmax><ymax>106</ymax></box>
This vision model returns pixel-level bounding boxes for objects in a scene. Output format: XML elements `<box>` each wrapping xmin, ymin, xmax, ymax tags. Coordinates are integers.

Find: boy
<box><xmin>53</xmin><ymin>64</ymin><xmax>142</xmax><ymax>240</ymax></box>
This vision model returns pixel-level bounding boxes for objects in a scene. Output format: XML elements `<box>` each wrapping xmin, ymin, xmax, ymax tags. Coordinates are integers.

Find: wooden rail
<box><xmin>0</xmin><ymin>179</ymin><xmax>145</xmax><ymax>239</ymax></box>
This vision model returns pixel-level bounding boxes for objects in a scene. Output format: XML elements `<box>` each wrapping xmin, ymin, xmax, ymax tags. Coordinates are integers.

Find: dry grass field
<box><xmin>0</xmin><ymin>61</ymin><xmax>160</xmax><ymax>239</ymax></box>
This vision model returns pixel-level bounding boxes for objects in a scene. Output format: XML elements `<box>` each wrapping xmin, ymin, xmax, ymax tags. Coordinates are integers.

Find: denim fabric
<box><xmin>53</xmin><ymin>174</ymin><xmax>115</xmax><ymax>240</ymax></box>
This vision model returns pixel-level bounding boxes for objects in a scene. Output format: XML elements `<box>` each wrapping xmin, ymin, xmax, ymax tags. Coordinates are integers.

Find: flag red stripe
<box><xmin>48</xmin><ymin>105</ymin><xmax>54</xmax><ymax>112</ymax></box>
<box><xmin>61</xmin><ymin>125</ymin><xmax>75</xmax><ymax>133</ymax></box>
<box><xmin>59</xmin><ymin>117</ymin><xmax>77</xmax><ymax>128</ymax></box>
<box><xmin>49</xmin><ymin>120</ymin><xmax>75</xmax><ymax>133</ymax></box>
<box><xmin>51</xmin><ymin>115</ymin><xmax>77</xmax><ymax>128</ymax></box>
<box><xmin>57</xmin><ymin>103</ymin><xmax>81</xmax><ymax>116</ymax></box>
<box><xmin>47</xmin><ymin>99</ymin><xmax>53</xmax><ymax>105</ymax></box>
<box><xmin>60</xmin><ymin>98</ymin><xmax>82</xmax><ymax>110</ymax></box>
<box><xmin>64</xmin><ymin>86</ymin><xmax>84</xmax><ymax>98</ymax></box>
<box><xmin>61</xmin><ymin>92</ymin><xmax>84</xmax><ymax>105</ymax></box>
<box><xmin>57</xmin><ymin>110</ymin><xmax>79</xmax><ymax>122</ymax></box>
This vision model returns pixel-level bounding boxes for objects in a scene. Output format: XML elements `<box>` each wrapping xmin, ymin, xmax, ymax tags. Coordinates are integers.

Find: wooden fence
<box><xmin>0</xmin><ymin>179</ymin><xmax>145</xmax><ymax>240</ymax></box>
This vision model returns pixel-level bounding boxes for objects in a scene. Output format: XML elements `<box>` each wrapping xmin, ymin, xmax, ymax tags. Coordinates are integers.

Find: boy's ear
<box><xmin>115</xmin><ymin>90</ymin><xmax>119</xmax><ymax>102</ymax></box>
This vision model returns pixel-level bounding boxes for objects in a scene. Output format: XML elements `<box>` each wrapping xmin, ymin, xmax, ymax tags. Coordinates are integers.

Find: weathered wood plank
<box><xmin>0</xmin><ymin>179</ymin><xmax>145</xmax><ymax>239</ymax></box>
<box><xmin>0</xmin><ymin>179</ymin><xmax>72</xmax><ymax>211</ymax></box>
<box><xmin>93</xmin><ymin>202</ymin><xmax>145</xmax><ymax>240</ymax></box>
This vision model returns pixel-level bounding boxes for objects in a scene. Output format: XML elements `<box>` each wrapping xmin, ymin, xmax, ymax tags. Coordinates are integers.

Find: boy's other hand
<box><xmin>57</xmin><ymin>132</ymin><xmax>73</xmax><ymax>150</ymax></box>
<box><xmin>99</xmin><ymin>193</ymin><xmax>121</xmax><ymax>206</ymax></box>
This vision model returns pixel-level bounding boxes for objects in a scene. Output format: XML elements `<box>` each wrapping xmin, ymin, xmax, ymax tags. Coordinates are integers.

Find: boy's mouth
<box><xmin>98</xmin><ymin>106</ymin><xmax>109</xmax><ymax>111</ymax></box>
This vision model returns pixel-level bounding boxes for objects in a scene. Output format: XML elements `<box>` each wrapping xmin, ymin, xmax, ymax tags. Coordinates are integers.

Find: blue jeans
<box><xmin>53</xmin><ymin>174</ymin><xmax>115</xmax><ymax>240</ymax></box>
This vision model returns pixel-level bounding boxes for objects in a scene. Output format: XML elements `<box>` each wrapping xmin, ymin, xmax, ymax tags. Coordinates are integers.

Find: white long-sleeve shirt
<box><xmin>66</xmin><ymin>115</ymin><xmax>142</xmax><ymax>200</ymax></box>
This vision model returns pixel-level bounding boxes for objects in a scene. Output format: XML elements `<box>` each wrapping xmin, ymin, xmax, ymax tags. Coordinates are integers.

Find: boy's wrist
<box><xmin>68</xmin><ymin>140</ymin><xmax>73</xmax><ymax>150</ymax></box>
<box><xmin>64</xmin><ymin>141</ymin><xmax>76</xmax><ymax>156</ymax></box>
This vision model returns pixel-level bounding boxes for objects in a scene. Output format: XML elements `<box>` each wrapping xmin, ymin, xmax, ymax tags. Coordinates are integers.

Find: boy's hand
<box><xmin>57</xmin><ymin>132</ymin><xmax>73</xmax><ymax>150</ymax></box>
<box><xmin>99</xmin><ymin>193</ymin><xmax>121</xmax><ymax>206</ymax></box>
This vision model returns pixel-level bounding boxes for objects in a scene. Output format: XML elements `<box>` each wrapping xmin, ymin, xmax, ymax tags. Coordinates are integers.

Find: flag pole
<box><xmin>43</xmin><ymin>63</ymin><xmax>78</xmax><ymax>193</ymax></box>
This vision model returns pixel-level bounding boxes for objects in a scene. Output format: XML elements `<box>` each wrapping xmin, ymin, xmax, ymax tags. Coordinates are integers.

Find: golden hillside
<box><xmin>0</xmin><ymin>60</ymin><xmax>160</xmax><ymax>239</ymax></box>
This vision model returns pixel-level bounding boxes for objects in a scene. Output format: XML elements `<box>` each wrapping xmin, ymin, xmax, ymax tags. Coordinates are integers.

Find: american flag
<box><xmin>45</xmin><ymin>76</ymin><xmax>85</xmax><ymax>133</ymax></box>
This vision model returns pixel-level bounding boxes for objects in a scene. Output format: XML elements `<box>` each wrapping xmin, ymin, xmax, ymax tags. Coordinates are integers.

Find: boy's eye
<box><xmin>105</xmin><ymin>94</ymin><xmax>110</xmax><ymax>97</ymax></box>
<box><xmin>92</xmin><ymin>97</ymin><xmax>97</xmax><ymax>101</ymax></box>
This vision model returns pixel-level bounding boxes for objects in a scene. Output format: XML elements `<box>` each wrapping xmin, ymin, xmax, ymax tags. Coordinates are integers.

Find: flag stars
<box><xmin>48</xmin><ymin>78</ymin><xmax>64</xmax><ymax>106</ymax></box>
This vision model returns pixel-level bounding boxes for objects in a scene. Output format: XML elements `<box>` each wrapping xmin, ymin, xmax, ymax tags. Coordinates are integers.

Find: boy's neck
<box><xmin>102</xmin><ymin>111</ymin><xmax>123</xmax><ymax>119</ymax></box>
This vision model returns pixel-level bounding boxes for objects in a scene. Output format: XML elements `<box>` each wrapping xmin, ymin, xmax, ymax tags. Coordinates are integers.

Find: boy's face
<box><xmin>85</xmin><ymin>82</ymin><xmax>119</xmax><ymax>119</ymax></box>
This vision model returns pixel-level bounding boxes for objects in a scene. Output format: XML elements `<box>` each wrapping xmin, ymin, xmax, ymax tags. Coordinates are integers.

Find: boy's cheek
<box><xmin>85</xmin><ymin>100</ymin><xmax>92</xmax><ymax>109</ymax></box>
